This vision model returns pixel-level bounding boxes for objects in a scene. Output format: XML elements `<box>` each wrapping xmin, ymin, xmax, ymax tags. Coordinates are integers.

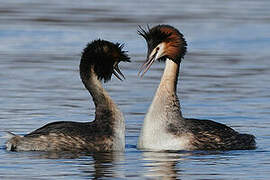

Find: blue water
<box><xmin>0</xmin><ymin>0</ymin><xmax>270</xmax><ymax>179</ymax></box>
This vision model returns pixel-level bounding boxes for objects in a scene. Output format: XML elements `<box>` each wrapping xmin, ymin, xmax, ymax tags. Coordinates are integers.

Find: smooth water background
<box><xmin>0</xmin><ymin>0</ymin><xmax>270</xmax><ymax>179</ymax></box>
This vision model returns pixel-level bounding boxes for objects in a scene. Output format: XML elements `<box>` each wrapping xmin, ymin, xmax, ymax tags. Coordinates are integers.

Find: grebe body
<box><xmin>6</xmin><ymin>39</ymin><xmax>130</xmax><ymax>152</ymax></box>
<box><xmin>137</xmin><ymin>25</ymin><xmax>256</xmax><ymax>151</ymax></box>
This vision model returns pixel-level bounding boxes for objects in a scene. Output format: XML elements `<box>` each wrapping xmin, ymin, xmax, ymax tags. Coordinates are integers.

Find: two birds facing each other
<box><xmin>6</xmin><ymin>25</ymin><xmax>256</xmax><ymax>152</ymax></box>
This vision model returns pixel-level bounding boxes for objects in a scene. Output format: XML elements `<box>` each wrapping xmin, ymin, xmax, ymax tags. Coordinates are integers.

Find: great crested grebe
<box><xmin>6</xmin><ymin>39</ymin><xmax>130</xmax><ymax>152</ymax></box>
<box><xmin>137</xmin><ymin>24</ymin><xmax>256</xmax><ymax>151</ymax></box>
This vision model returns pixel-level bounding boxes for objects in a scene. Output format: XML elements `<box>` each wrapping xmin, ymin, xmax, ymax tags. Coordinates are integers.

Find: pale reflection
<box><xmin>141</xmin><ymin>151</ymin><xmax>190</xmax><ymax>180</ymax></box>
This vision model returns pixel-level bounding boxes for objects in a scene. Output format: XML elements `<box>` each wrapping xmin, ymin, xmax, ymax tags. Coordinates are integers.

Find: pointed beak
<box><xmin>113</xmin><ymin>63</ymin><xmax>125</xmax><ymax>81</ymax></box>
<box><xmin>138</xmin><ymin>44</ymin><xmax>165</xmax><ymax>77</ymax></box>
<box><xmin>138</xmin><ymin>51</ymin><xmax>157</xmax><ymax>77</ymax></box>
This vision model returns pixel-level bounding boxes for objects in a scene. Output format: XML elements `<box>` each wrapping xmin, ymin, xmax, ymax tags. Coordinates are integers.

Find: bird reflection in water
<box><xmin>11</xmin><ymin>151</ymin><xmax>125</xmax><ymax>179</ymax></box>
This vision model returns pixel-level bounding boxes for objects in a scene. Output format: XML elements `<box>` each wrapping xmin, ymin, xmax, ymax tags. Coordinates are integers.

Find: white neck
<box><xmin>159</xmin><ymin>59</ymin><xmax>179</xmax><ymax>94</ymax></box>
<box><xmin>138</xmin><ymin>58</ymin><xmax>184</xmax><ymax>149</ymax></box>
<box><xmin>145</xmin><ymin>59</ymin><xmax>182</xmax><ymax>119</ymax></box>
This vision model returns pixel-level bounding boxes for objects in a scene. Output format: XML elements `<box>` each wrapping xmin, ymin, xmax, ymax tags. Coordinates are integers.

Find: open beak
<box><xmin>113</xmin><ymin>63</ymin><xmax>125</xmax><ymax>81</ymax></box>
<box><xmin>138</xmin><ymin>51</ymin><xmax>157</xmax><ymax>77</ymax></box>
<box><xmin>138</xmin><ymin>44</ymin><xmax>165</xmax><ymax>77</ymax></box>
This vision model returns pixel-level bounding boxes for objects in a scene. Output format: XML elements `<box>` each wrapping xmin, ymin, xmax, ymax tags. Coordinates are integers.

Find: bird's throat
<box><xmin>81</xmin><ymin>68</ymin><xmax>122</xmax><ymax>123</ymax></box>
<box><xmin>158</xmin><ymin>59</ymin><xmax>179</xmax><ymax>94</ymax></box>
<box><xmin>145</xmin><ymin>58</ymin><xmax>182</xmax><ymax>121</ymax></box>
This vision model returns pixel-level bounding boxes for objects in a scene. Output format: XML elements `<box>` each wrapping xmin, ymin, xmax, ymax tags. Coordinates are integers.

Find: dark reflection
<box><xmin>89</xmin><ymin>152</ymin><xmax>125</xmax><ymax>179</ymax></box>
<box><xmin>7</xmin><ymin>151</ymin><xmax>125</xmax><ymax>179</ymax></box>
<box><xmin>28</xmin><ymin>151</ymin><xmax>93</xmax><ymax>159</ymax></box>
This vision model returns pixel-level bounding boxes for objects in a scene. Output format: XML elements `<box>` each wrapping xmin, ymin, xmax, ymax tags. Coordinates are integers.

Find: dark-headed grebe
<box><xmin>137</xmin><ymin>25</ymin><xmax>256</xmax><ymax>151</ymax></box>
<box><xmin>6</xmin><ymin>39</ymin><xmax>130</xmax><ymax>152</ymax></box>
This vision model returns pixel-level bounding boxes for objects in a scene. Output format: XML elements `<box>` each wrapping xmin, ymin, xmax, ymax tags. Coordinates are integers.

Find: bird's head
<box><xmin>138</xmin><ymin>24</ymin><xmax>187</xmax><ymax>76</ymax></box>
<box><xmin>80</xmin><ymin>39</ymin><xmax>130</xmax><ymax>82</ymax></box>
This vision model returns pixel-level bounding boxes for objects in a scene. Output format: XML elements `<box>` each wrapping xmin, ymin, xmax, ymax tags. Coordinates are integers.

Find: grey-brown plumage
<box><xmin>137</xmin><ymin>24</ymin><xmax>256</xmax><ymax>151</ymax></box>
<box><xmin>6</xmin><ymin>39</ymin><xmax>130</xmax><ymax>152</ymax></box>
<box><xmin>167</xmin><ymin>118</ymin><xmax>255</xmax><ymax>150</ymax></box>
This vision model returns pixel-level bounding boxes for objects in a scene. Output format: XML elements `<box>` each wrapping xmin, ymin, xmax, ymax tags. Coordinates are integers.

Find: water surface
<box><xmin>0</xmin><ymin>0</ymin><xmax>270</xmax><ymax>179</ymax></box>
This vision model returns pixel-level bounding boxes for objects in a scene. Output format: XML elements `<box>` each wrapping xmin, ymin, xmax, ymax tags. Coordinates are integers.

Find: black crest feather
<box><xmin>80</xmin><ymin>39</ymin><xmax>130</xmax><ymax>82</ymax></box>
<box><xmin>138</xmin><ymin>25</ymin><xmax>172</xmax><ymax>52</ymax></box>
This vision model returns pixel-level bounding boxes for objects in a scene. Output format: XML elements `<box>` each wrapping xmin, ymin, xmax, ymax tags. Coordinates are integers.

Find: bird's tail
<box><xmin>4</xmin><ymin>131</ymin><xmax>21</xmax><ymax>151</ymax></box>
<box><xmin>4</xmin><ymin>131</ymin><xmax>17</xmax><ymax>139</ymax></box>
